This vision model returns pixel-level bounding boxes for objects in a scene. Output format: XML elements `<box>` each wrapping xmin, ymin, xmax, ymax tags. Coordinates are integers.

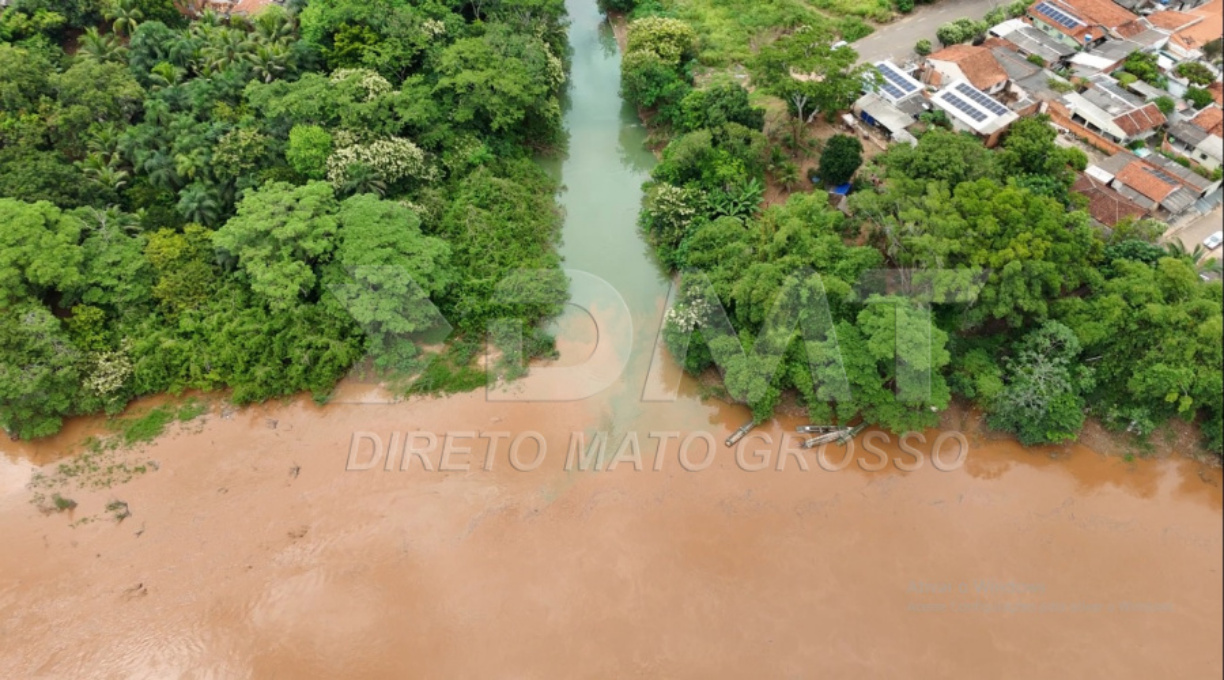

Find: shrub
<box><xmin>818</xmin><ymin>134</ymin><xmax>863</xmax><ymax>186</ymax></box>
<box><xmin>897</xmin><ymin>0</ymin><xmax>915</xmax><ymax>13</ymax></box>
<box><xmin>1186</xmin><ymin>87</ymin><xmax>1213</xmax><ymax>108</ymax></box>
<box><xmin>837</xmin><ymin>17</ymin><xmax>874</xmax><ymax>42</ymax></box>
<box><xmin>621</xmin><ymin>50</ymin><xmax>692</xmax><ymax>118</ymax></box>
<box><xmin>1153</xmin><ymin>95</ymin><xmax>1175</xmax><ymax>116</ymax></box>
<box><xmin>286</xmin><ymin>124</ymin><xmax>333</xmax><ymax>180</ymax></box>
<box><xmin>626</xmin><ymin>16</ymin><xmax>698</xmax><ymax>66</ymax></box>
<box><xmin>1027</xmin><ymin>53</ymin><xmax>1045</xmax><ymax>67</ymax></box>
<box><xmin>1175</xmin><ymin>61</ymin><xmax>1214</xmax><ymax>86</ymax></box>
<box><xmin>915</xmin><ymin>38</ymin><xmax>932</xmax><ymax>56</ymax></box>
<box><xmin>936</xmin><ymin>22</ymin><xmax>963</xmax><ymax>47</ymax></box>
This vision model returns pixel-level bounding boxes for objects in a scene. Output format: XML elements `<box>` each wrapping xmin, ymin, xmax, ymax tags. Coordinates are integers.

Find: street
<box><xmin>854</xmin><ymin>0</ymin><xmax>1012</xmax><ymax>64</ymax></box>
<box><xmin>1165</xmin><ymin>204</ymin><xmax>1224</xmax><ymax>260</ymax></box>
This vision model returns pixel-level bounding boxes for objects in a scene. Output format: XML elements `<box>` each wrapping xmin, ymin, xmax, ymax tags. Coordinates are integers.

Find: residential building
<box><xmin>989</xmin><ymin>44</ymin><xmax>1070</xmax><ymax>114</ymax></box>
<box><xmin>1072</xmin><ymin>173</ymin><xmax>1149</xmax><ymax>227</ymax></box>
<box><xmin>855</xmin><ymin>61</ymin><xmax>926</xmax><ymax>144</ymax></box>
<box><xmin>1068</xmin><ymin>38</ymin><xmax>1145</xmax><ymax>76</ymax></box>
<box><xmin>1088</xmin><ymin>151</ymin><xmax>1200</xmax><ymax>214</ymax></box>
<box><xmin>923</xmin><ymin>44</ymin><xmax>1009</xmax><ymax>94</ymax></box>
<box><xmin>1115</xmin><ymin>18</ymin><xmax>1174</xmax><ymax>50</ymax></box>
<box><xmin>930</xmin><ymin>79</ymin><xmax>1020</xmax><ymax>146</ymax></box>
<box><xmin>1165</xmin><ymin>105</ymin><xmax>1224</xmax><ymax>170</ymax></box>
<box><xmin>1162</xmin><ymin>0</ymin><xmax>1223</xmax><ymax>60</ymax></box>
<box><xmin>1145</xmin><ymin>151</ymin><xmax>1221</xmax><ymax>198</ymax></box>
<box><xmin>1025</xmin><ymin>0</ymin><xmax>1139</xmax><ymax>49</ymax></box>
<box><xmin>1057</xmin><ymin>75</ymin><xmax>1167</xmax><ymax>144</ymax></box>
<box><xmin>990</xmin><ymin>19</ymin><xmax>1079</xmax><ymax>64</ymax></box>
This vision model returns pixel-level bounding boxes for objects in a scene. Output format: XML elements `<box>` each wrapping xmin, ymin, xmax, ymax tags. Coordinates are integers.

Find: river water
<box><xmin>0</xmin><ymin>1</ymin><xmax>1221</xmax><ymax>677</ymax></box>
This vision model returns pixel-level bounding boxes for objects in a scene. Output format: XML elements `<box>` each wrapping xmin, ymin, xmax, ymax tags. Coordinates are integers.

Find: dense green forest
<box><xmin>0</xmin><ymin>0</ymin><xmax>570</xmax><ymax>438</ymax></box>
<box><xmin>614</xmin><ymin>3</ymin><xmax>1223</xmax><ymax>454</ymax></box>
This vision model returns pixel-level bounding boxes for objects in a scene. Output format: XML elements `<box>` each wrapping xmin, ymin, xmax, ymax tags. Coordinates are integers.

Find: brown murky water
<box><xmin>2</xmin><ymin>2</ymin><xmax>1222</xmax><ymax>677</ymax></box>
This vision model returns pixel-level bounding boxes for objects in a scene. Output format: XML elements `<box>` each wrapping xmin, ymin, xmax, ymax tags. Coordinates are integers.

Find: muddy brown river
<box><xmin>1</xmin><ymin>2</ymin><xmax>1221</xmax><ymax>678</ymax></box>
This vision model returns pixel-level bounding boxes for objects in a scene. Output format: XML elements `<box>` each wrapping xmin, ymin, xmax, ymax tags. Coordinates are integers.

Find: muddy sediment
<box><xmin>0</xmin><ymin>385</ymin><xmax>1220</xmax><ymax>678</ymax></box>
<box><xmin>2</xmin><ymin>0</ymin><xmax>1221</xmax><ymax>677</ymax></box>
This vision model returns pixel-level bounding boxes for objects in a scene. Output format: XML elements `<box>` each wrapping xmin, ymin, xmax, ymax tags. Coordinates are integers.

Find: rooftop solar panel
<box><xmin>954</xmin><ymin>82</ymin><xmax>1010</xmax><ymax>117</ymax></box>
<box><xmin>877</xmin><ymin>62</ymin><xmax>918</xmax><ymax>95</ymax></box>
<box><xmin>941</xmin><ymin>92</ymin><xmax>987</xmax><ymax>123</ymax></box>
<box><xmin>1034</xmin><ymin>2</ymin><xmax>1083</xmax><ymax>29</ymax></box>
<box><xmin>880</xmin><ymin>82</ymin><xmax>905</xmax><ymax>99</ymax></box>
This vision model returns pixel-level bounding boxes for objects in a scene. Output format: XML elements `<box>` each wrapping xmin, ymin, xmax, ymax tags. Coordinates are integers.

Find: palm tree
<box><xmin>1164</xmin><ymin>240</ymin><xmax>1191</xmax><ymax>258</ymax></box>
<box><xmin>1165</xmin><ymin>240</ymin><xmax>1222</xmax><ymax>276</ymax></box>
<box><xmin>86</xmin><ymin>124</ymin><xmax>125</xmax><ymax>158</ymax></box>
<box><xmin>106</xmin><ymin>0</ymin><xmax>144</xmax><ymax>38</ymax></box>
<box><xmin>177</xmin><ymin>184</ymin><xmax>221</xmax><ymax>225</ymax></box>
<box><xmin>199</xmin><ymin>28</ymin><xmax>252</xmax><ymax>74</ymax></box>
<box><xmin>78</xmin><ymin>27</ymin><xmax>127</xmax><ymax>63</ymax></box>
<box><xmin>340</xmin><ymin>164</ymin><xmax>387</xmax><ymax>197</ymax></box>
<box><xmin>143</xmin><ymin>151</ymin><xmax>179</xmax><ymax>191</ymax></box>
<box><xmin>247</xmin><ymin>43</ymin><xmax>291</xmax><ymax>83</ymax></box>
<box><xmin>174</xmin><ymin>147</ymin><xmax>210</xmax><ymax>182</ymax></box>
<box><xmin>148</xmin><ymin>62</ymin><xmax>187</xmax><ymax>89</ymax></box>
<box><xmin>77</xmin><ymin>153</ymin><xmax>130</xmax><ymax>192</ymax></box>
<box><xmin>253</xmin><ymin>10</ymin><xmax>295</xmax><ymax>45</ymax></box>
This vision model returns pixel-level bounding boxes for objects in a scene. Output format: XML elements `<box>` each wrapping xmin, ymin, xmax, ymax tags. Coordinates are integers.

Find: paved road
<box><xmin>1166</xmin><ymin>204</ymin><xmax>1224</xmax><ymax>261</ymax></box>
<box><xmin>854</xmin><ymin>0</ymin><xmax>1011</xmax><ymax>64</ymax></box>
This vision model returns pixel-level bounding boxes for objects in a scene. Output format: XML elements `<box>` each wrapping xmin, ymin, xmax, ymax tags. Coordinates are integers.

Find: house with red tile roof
<box><xmin>1071</xmin><ymin>173</ymin><xmax>1149</xmax><ymax>227</ymax></box>
<box><xmin>1163</xmin><ymin>0</ymin><xmax>1223</xmax><ymax>60</ymax></box>
<box><xmin>1207</xmin><ymin>82</ymin><xmax>1224</xmax><ymax>106</ymax></box>
<box><xmin>923</xmin><ymin>44</ymin><xmax>1010</xmax><ymax>94</ymax></box>
<box><xmin>1058</xmin><ymin>75</ymin><xmax>1167</xmax><ymax>144</ymax></box>
<box><xmin>1088</xmin><ymin>151</ymin><xmax>1213</xmax><ymax>215</ymax></box>
<box><xmin>1026</xmin><ymin>0</ymin><xmax>1139</xmax><ymax>49</ymax></box>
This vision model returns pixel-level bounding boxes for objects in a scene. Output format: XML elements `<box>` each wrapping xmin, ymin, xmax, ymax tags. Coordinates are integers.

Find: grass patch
<box><xmin>809</xmin><ymin>0</ymin><xmax>894</xmax><ymax>22</ymax></box>
<box><xmin>119</xmin><ymin>407</ymin><xmax>176</xmax><ymax>446</ymax></box>
<box><xmin>662</xmin><ymin>0</ymin><xmax>829</xmax><ymax>66</ymax></box>
<box><xmin>406</xmin><ymin>341</ymin><xmax>488</xmax><ymax>396</ymax></box>
<box><xmin>175</xmin><ymin>399</ymin><xmax>209</xmax><ymax>422</ymax></box>
<box><xmin>107</xmin><ymin>398</ymin><xmax>211</xmax><ymax>446</ymax></box>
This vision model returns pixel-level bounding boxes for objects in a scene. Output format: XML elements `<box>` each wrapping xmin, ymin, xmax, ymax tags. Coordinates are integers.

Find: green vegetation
<box><xmin>1175</xmin><ymin>61</ymin><xmax>1214</xmax><ymax>87</ymax></box>
<box><xmin>1</xmin><ymin>0</ymin><xmax>571</xmax><ymax>440</ymax></box>
<box><xmin>1120</xmin><ymin>51</ymin><xmax>1166</xmax><ymax>88</ymax></box>
<box><xmin>632</xmin><ymin>9</ymin><xmax>1224</xmax><ymax>455</ymax></box>
<box><xmin>936</xmin><ymin>18</ymin><xmax>987</xmax><ymax>47</ymax></box>
<box><xmin>1185</xmin><ymin>87</ymin><xmax>1213</xmax><ymax>109</ymax></box>
<box><xmin>118</xmin><ymin>406</ymin><xmax>176</xmax><ymax>445</ymax></box>
<box><xmin>817</xmin><ymin>134</ymin><xmax>862</xmax><ymax>186</ymax></box>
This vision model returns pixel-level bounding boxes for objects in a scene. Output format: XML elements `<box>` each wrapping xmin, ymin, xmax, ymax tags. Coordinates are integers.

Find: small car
<box><xmin>1204</xmin><ymin>230</ymin><xmax>1224</xmax><ymax>250</ymax></box>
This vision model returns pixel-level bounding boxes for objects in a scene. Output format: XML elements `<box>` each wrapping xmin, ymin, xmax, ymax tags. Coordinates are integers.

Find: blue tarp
<box><xmin>831</xmin><ymin>183</ymin><xmax>852</xmax><ymax>196</ymax></box>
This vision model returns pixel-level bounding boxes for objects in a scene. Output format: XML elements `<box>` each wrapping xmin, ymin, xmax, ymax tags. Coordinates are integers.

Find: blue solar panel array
<box><xmin>876</xmin><ymin>62</ymin><xmax>919</xmax><ymax>101</ymax></box>
<box><xmin>941</xmin><ymin>92</ymin><xmax>987</xmax><ymax>123</ymax></box>
<box><xmin>953</xmin><ymin>82</ymin><xmax>1010</xmax><ymax>117</ymax></box>
<box><xmin>1034</xmin><ymin>1</ymin><xmax>1083</xmax><ymax>29</ymax></box>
